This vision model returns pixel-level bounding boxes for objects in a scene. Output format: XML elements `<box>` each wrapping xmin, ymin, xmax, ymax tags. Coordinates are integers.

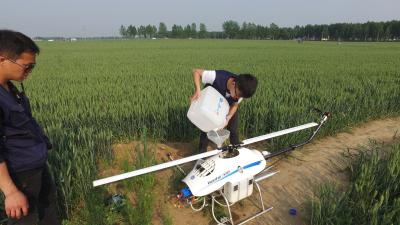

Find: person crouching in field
<box><xmin>190</xmin><ymin>69</ymin><xmax>258</xmax><ymax>152</ymax></box>
<box><xmin>0</xmin><ymin>30</ymin><xmax>61</xmax><ymax>225</ymax></box>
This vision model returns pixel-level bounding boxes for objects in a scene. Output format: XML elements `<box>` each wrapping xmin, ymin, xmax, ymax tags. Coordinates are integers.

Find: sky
<box><xmin>1</xmin><ymin>0</ymin><xmax>399</xmax><ymax>37</ymax></box>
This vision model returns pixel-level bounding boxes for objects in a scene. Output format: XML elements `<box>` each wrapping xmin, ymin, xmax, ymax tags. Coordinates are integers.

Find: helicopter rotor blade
<box><xmin>94</xmin><ymin>122</ymin><xmax>320</xmax><ymax>187</ymax></box>
<box><xmin>93</xmin><ymin>149</ymin><xmax>221</xmax><ymax>187</ymax></box>
<box><xmin>241</xmin><ymin>122</ymin><xmax>318</xmax><ymax>146</ymax></box>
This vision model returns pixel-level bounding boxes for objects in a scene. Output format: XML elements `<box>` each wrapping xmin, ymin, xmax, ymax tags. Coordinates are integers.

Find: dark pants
<box><xmin>7</xmin><ymin>165</ymin><xmax>61</xmax><ymax>225</ymax></box>
<box><xmin>199</xmin><ymin>111</ymin><xmax>240</xmax><ymax>152</ymax></box>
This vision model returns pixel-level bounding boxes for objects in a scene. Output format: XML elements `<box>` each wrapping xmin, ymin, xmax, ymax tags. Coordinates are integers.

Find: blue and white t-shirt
<box><xmin>202</xmin><ymin>70</ymin><xmax>243</xmax><ymax>105</ymax></box>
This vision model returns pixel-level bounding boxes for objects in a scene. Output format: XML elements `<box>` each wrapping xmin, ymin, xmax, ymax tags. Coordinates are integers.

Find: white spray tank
<box><xmin>187</xmin><ymin>86</ymin><xmax>230</xmax><ymax>133</ymax></box>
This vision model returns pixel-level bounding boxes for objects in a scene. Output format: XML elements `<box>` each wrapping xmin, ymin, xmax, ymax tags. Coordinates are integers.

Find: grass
<box><xmin>60</xmin><ymin>128</ymin><xmax>156</xmax><ymax>225</ymax></box>
<box><xmin>122</xmin><ymin>128</ymin><xmax>156</xmax><ymax>225</ymax></box>
<box><xmin>310</xmin><ymin>139</ymin><xmax>400</xmax><ymax>225</ymax></box>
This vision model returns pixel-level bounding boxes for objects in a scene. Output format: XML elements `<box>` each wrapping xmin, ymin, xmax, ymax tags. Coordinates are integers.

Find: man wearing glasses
<box><xmin>191</xmin><ymin>69</ymin><xmax>258</xmax><ymax>152</ymax></box>
<box><xmin>0</xmin><ymin>30</ymin><xmax>60</xmax><ymax>225</ymax></box>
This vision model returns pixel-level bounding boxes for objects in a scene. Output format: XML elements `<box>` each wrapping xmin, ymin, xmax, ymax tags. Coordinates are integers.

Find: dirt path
<box><xmin>240</xmin><ymin>117</ymin><xmax>400</xmax><ymax>225</ymax></box>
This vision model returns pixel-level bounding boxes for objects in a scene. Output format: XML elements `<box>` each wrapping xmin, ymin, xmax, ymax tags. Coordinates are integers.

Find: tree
<box><xmin>198</xmin><ymin>23</ymin><xmax>208</xmax><ymax>38</ymax></box>
<box><xmin>367</xmin><ymin>22</ymin><xmax>379</xmax><ymax>41</ymax></box>
<box><xmin>352</xmin><ymin>23</ymin><xmax>363</xmax><ymax>40</ymax></box>
<box><xmin>256</xmin><ymin>25</ymin><xmax>266</xmax><ymax>39</ymax></box>
<box><xmin>127</xmin><ymin>25</ymin><xmax>137</xmax><ymax>38</ymax></box>
<box><xmin>391</xmin><ymin>20</ymin><xmax>400</xmax><ymax>39</ymax></box>
<box><xmin>383</xmin><ymin>23</ymin><xmax>392</xmax><ymax>40</ymax></box>
<box><xmin>152</xmin><ymin>25</ymin><xmax>158</xmax><ymax>38</ymax></box>
<box><xmin>239</xmin><ymin>22</ymin><xmax>248</xmax><ymax>39</ymax></box>
<box><xmin>304</xmin><ymin>24</ymin><xmax>313</xmax><ymax>40</ymax></box>
<box><xmin>322</xmin><ymin>25</ymin><xmax>329</xmax><ymax>40</ymax></box>
<box><xmin>293</xmin><ymin>25</ymin><xmax>303</xmax><ymax>38</ymax></box>
<box><xmin>138</xmin><ymin>25</ymin><xmax>146</xmax><ymax>38</ymax></box>
<box><xmin>376</xmin><ymin>22</ymin><xmax>384</xmax><ymax>41</ymax></box>
<box><xmin>247</xmin><ymin>23</ymin><xmax>257</xmax><ymax>39</ymax></box>
<box><xmin>222</xmin><ymin>20</ymin><xmax>240</xmax><ymax>39</ymax></box>
<box><xmin>269</xmin><ymin>23</ymin><xmax>279</xmax><ymax>40</ymax></box>
<box><xmin>184</xmin><ymin>24</ymin><xmax>191</xmax><ymax>38</ymax></box>
<box><xmin>145</xmin><ymin>25</ymin><xmax>151</xmax><ymax>38</ymax></box>
<box><xmin>144</xmin><ymin>25</ymin><xmax>157</xmax><ymax>38</ymax></box>
<box><xmin>279</xmin><ymin>27</ymin><xmax>290</xmax><ymax>40</ymax></box>
<box><xmin>171</xmin><ymin>24</ymin><xmax>184</xmax><ymax>38</ymax></box>
<box><xmin>158</xmin><ymin>22</ymin><xmax>168</xmax><ymax>38</ymax></box>
<box><xmin>190</xmin><ymin>23</ymin><xmax>197</xmax><ymax>38</ymax></box>
<box><xmin>119</xmin><ymin>25</ymin><xmax>127</xmax><ymax>37</ymax></box>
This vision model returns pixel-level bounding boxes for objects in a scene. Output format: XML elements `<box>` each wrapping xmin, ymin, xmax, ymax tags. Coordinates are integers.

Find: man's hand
<box><xmin>0</xmin><ymin>162</ymin><xmax>29</xmax><ymax>219</ymax></box>
<box><xmin>5</xmin><ymin>189</ymin><xmax>29</xmax><ymax>219</ymax></box>
<box><xmin>190</xmin><ymin>90</ymin><xmax>201</xmax><ymax>103</ymax></box>
<box><xmin>223</xmin><ymin>115</ymin><xmax>233</xmax><ymax>128</ymax></box>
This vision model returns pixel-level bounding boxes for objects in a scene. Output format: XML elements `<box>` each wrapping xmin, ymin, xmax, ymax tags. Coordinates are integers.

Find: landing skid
<box><xmin>212</xmin><ymin>168</ymin><xmax>278</xmax><ymax>225</ymax></box>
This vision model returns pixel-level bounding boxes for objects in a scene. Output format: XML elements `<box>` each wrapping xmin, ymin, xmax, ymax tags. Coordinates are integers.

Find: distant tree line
<box><xmin>119</xmin><ymin>20</ymin><xmax>400</xmax><ymax>41</ymax></box>
<box><xmin>119</xmin><ymin>22</ymin><xmax>208</xmax><ymax>39</ymax></box>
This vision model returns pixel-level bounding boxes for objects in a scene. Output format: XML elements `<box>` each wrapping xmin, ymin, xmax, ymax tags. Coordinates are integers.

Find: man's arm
<box><xmin>0</xmin><ymin>108</ymin><xmax>29</xmax><ymax>219</ymax></box>
<box><xmin>224</xmin><ymin>103</ymin><xmax>239</xmax><ymax>127</ymax></box>
<box><xmin>0</xmin><ymin>163</ymin><xmax>17</xmax><ymax>197</ymax></box>
<box><xmin>190</xmin><ymin>69</ymin><xmax>204</xmax><ymax>102</ymax></box>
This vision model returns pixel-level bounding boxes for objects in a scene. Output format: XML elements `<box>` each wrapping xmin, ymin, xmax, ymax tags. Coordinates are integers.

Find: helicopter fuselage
<box><xmin>182</xmin><ymin>147</ymin><xmax>267</xmax><ymax>199</ymax></box>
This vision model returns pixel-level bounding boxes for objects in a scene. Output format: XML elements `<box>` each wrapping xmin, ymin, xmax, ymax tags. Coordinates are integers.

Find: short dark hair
<box><xmin>236</xmin><ymin>74</ymin><xmax>258</xmax><ymax>98</ymax></box>
<box><xmin>0</xmin><ymin>30</ymin><xmax>40</xmax><ymax>59</ymax></box>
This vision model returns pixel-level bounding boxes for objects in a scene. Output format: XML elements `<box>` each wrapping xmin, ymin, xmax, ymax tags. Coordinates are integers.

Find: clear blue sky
<box><xmin>1</xmin><ymin>0</ymin><xmax>399</xmax><ymax>37</ymax></box>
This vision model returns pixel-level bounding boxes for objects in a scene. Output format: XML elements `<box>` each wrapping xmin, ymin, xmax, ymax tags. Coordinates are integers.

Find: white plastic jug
<box><xmin>187</xmin><ymin>86</ymin><xmax>230</xmax><ymax>132</ymax></box>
